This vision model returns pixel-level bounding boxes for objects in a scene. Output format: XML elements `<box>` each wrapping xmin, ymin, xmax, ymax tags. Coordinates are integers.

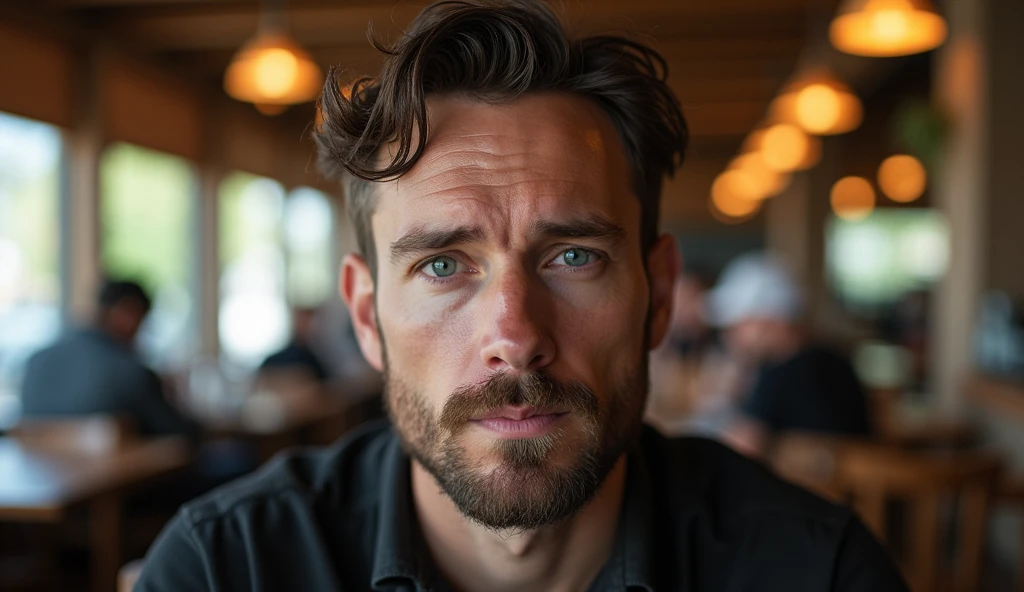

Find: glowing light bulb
<box><xmin>871</xmin><ymin>9</ymin><xmax>910</xmax><ymax>42</ymax></box>
<box><xmin>830</xmin><ymin>0</ymin><xmax>948</xmax><ymax>57</ymax></box>
<box><xmin>731</xmin><ymin>153</ymin><xmax>789</xmax><ymax>198</ymax></box>
<box><xmin>712</xmin><ymin>170</ymin><xmax>762</xmax><ymax>219</ymax></box>
<box><xmin>253</xmin><ymin>48</ymin><xmax>299</xmax><ymax>99</ymax></box>
<box><xmin>878</xmin><ymin>154</ymin><xmax>927</xmax><ymax>203</ymax></box>
<box><xmin>761</xmin><ymin>124</ymin><xmax>819</xmax><ymax>172</ymax></box>
<box><xmin>795</xmin><ymin>84</ymin><xmax>843</xmax><ymax>134</ymax></box>
<box><xmin>771</xmin><ymin>73</ymin><xmax>862</xmax><ymax>136</ymax></box>
<box><xmin>831</xmin><ymin>176</ymin><xmax>876</xmax><ymax>221</ymax></box>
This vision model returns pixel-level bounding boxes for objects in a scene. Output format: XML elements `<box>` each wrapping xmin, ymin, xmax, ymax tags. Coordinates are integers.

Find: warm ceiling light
<box><xmin>771</xmin><ymin>71</ymin><xmax>862</xmax><ymax>135</ymax></box>
<box><xmin>713</xmin><ymin>169</ymin><xmax>762</xmax><ymax>203</ymax></box>
<box><xmin>711</xmin><ymin>170</ymin><xmax>763</xmax><ymax>220</ymax></box>
<box><xmin>758</xmin><ymin>123</ymin><xmax>822</xmax><ymax>172</ymax></box>
<box><xmin>878</xmin><ymin>154</ymin><xmax>927</xmax><ymax>202</ymax></box>
<box><xmin>730</xmin><ymin>153</ymin><xmax>790</xmax><ymax>199</ymax></box>
<box><xmin>225</xmin><ymin>33</ymin><xmax>323</xmax><ymax>113</ymax></box>
<box><xmin>709</xmin><ymin>198</ymin><xmax>760</xmax><ymax>225</ymax></box>
<box><xmin>830</xmin><ymin>0</ymin><xmax>947</xmax><ymax>57</ymax></box>
<box><xmin>831</xmin><ymin>176</ymin><xmax>876</xmax><ymax>220</ymax></box>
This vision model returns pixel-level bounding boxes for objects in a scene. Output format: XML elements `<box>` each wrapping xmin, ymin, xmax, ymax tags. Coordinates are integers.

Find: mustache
<box><xmin>438</xmin><ymin>371</ymin><xmax>599</xmax><ymax>435</ymax></box>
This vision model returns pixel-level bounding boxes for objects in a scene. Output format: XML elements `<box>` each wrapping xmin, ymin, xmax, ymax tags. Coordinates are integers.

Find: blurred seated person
<box><xmin>259</xmin><ymin>307</ymin><xmax>330</xmax><ymax>382</ymax></box>
<box><xmin>257</xmin><ymin>307</ymin><xmax>331</xmax><ymax>405</ymax></box>
<box><xmin>707</xmin><ymin>253</ymin><xmax>872</xmax><ymax>457</ymax></box>
<box><xmin>20</xmin><ymin>278</ymin><xmax>201</xmax><ymax>437</ymax></box>
<box><xmin>647</xmin><ymin>269</ymin><xmax>746</xmax><ymax>435</ymax></box>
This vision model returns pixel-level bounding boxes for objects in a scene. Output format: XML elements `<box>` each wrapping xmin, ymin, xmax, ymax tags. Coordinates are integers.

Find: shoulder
<box><xmin>645</xmin><ymin>428</ymin><xmax>850</xmax><ymax>529</ymax></box>
<box><xmin>642</xmin><ymin>430</ymin><xmax>895</xmax><ymax>586</ymax></box>
<box><xmin>25</xmin><ymin>332</ymin><xmax>77</xmax><ymax>363</ymax></box>
<box><xmin>182</xmin><ymin>419</ymin><xmax>395</xmax><ymax>528</ymax></box>
<box><xmin>137</xmin><ymin>421</ymin><xmax>397</xmax><ymax>589</ymax></box>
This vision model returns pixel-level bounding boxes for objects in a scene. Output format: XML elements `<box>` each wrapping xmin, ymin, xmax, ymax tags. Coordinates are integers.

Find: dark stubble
<box><xmin>384</xmin><ymin>360</ymin><xmax>647</xmax><ymax>531</ymax></box>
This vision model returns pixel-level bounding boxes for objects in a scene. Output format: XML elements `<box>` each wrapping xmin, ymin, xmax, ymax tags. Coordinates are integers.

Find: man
<box><xmin>708</xmin><ymin>253</ymin><xmax>873</xmax><ymax>456</ymax></box>
<box><xmin>136</xmin><ymin>1</ymin><xmax>906</xmax><ymax>590</ymax></box>
<box><xmin>21</xmin><ymin>279</ymin><xmax>201</xmax><ymax>437</ymax></box>
<box><xmin>258</xmin><ymin>307</ymin><xmax>331</xmax><ymax>384</ymax></box>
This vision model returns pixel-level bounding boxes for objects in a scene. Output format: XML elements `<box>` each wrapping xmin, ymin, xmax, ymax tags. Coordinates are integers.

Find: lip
<box><xmin>470</xmin><ymin>408</ymin><xmax>568</xmax><ymax>438</ymax></box>
<box><xmin>471</xmin><ymin>406</ymin><xmax>552</xmax><ymax>421</ymax></box>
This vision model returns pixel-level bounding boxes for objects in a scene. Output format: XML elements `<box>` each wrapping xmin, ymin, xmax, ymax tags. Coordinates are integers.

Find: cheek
<box><xmin>378</xmin><ymin>284</ymin><xmax>478</xmax><ymax>402</ymax></box>
<box><xmin>551</xmin><ymin>270</ymin><xmax>649</xmax><ymax>389</ymax></box>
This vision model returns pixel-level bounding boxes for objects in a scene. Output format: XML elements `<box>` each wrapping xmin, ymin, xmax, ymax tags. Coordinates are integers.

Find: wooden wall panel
<box><xmin>102</xmin><ymin>55</ymin><xmax>203</xmax><ymax>160</ymax></box>
<box><xmin>0</xmin><ymin>22</ymin><xmax>73</xmax><ymax>127</ymax></box>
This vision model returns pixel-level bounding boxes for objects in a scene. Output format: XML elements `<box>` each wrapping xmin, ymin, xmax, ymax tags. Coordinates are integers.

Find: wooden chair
<box><xmin>9</xmin><ymin>414</ymin><xmax>138</xmax><ymax>454</ymax></box>
<box><xmin>994</xmin><ymin>476</ymin><xmax>1024</xmax><ymax>592</ymax></box>
<box><xmin>770</xmin><ymin>433</ymin><xmax>1002</xmax><ymax>592</ymax></box>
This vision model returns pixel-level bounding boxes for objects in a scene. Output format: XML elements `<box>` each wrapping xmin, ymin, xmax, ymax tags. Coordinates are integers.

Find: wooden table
<box><xmin>202</xmin><ymin>394</ymin><xmax>365</xmax><ymax>460</ymax></box>
<box><xmin>0</xmin><ymin>436</ymin><xmax>191</xmax><ymax>592</ymax></box>
<box><xmin>878</xmin><ymin>416</ymin><xmax>979</xmax><ymax>449</ymax></box>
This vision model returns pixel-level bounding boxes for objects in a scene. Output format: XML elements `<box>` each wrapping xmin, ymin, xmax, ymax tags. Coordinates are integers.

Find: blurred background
<box><xmin>0</xmin><ymin>0</ymin><xmax>1022</xmax><ymax>590</ymax></box>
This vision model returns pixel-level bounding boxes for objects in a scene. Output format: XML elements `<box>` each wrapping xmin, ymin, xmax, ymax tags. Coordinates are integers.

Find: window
<box><xmin>826</xmin><ymin>209</ymin><xmax>949</xmax><ymax>311</ymax></box>
<box><xmin>0</xmin><ymin>112</ymin><xmax>62</xmax><ymax>426</ymax></box>
<box><xmin>100</xmin><ymin>143</ymin><xmax>197</xmax><ymax>371</ymax></box>
<box><xmin>285</xmin><ymin>187</ymin><xmax>336</xmax><ymax>307</ymax></box>
<box><xmin>219</xmin><ymin>172</ymin><xmax>289</xmax><ymax>369</ymax></box>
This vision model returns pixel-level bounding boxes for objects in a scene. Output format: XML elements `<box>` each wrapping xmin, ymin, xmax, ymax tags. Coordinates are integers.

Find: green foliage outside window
<box><xmin>100</xmin><ymin>143</ymin><xmax>194</xmax><ymax>291</ymax></box>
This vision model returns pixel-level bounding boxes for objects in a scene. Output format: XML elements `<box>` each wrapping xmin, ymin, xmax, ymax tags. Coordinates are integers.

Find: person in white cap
<box><xmin>707</xmin><ymin>253</ymin><xmax>872</xmax><ymax>456</ymax></box>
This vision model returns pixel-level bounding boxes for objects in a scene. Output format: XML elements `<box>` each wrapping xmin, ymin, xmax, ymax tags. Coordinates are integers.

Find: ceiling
<box><xmin>21</xmin><ymin>0</ymin><xmax>844</xmax><ymax>226</ymax></box>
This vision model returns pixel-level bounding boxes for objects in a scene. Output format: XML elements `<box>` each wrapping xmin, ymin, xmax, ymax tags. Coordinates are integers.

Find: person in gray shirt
<box><xmin>20</xmin><ymin>279</ymin><xmax>200</xmax><ymax>437</ymax></box>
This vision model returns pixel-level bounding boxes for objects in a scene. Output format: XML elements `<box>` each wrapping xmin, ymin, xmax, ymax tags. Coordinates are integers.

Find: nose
<box><xmin>478</xmin><ymin>265</ymin><xmax>556</xmax><ymax>372</ymax></box>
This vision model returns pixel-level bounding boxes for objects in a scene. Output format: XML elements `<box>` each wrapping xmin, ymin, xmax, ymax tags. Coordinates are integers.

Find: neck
<box><xmin>411</xmin><ymin>455</ymin><xmax>627</xmax><ymax>592</ymax></box>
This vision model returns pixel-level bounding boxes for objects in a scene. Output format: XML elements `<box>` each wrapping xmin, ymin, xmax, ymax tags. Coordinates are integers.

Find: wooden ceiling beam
<box><xmin>171</xmin><ymin>45</ymin><xmax>788</xmax><ymax>108</ymax></box>
<box><xmin>96</xmin><ymin>3</ymin><xmax>810</xmax><ymax>51</ymax></box>
<box><xmin>60</xmin><ymin>0</ymin><xmax>821</xmax><ymax>15</ymax></box>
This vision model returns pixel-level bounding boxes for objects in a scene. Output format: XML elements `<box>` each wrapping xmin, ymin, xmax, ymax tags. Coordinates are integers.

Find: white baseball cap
<box><xmin>704</xmin><ymin>252</ymin><xmax>804</xmax><ymax>328</ymax></box>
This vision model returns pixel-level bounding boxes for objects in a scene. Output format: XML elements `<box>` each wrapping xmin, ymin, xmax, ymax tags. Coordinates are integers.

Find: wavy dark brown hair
<box><xmin>314</xmin><ymin>0</ymin><xmax>688</xmax><ymax>273</ymax></box>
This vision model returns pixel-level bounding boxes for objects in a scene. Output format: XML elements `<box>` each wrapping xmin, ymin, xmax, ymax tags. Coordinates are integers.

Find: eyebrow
<box><xmin>389</xmin><ymin>226</ymin><xmax>486</xmax><ymax>265</ymax></box>
<box><xmin>532</xmin><ymin>215</ymin><xmax>627</xmax><ymax>244</ymax></box>
<box><xmin>388</xmin><ymin>215</ymin><xmax>628</xmax><ymax>266</ymax></box>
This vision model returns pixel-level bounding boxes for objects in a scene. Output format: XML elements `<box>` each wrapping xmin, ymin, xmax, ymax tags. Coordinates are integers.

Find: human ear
<box><xmin>645</xmin><ymin>234</ymin><xmax>681</xmax><ymax>350</ymax></box>
<box><xmin>339</xmin><ymin>253</ymin><xmax>383</xmax><ymax>371</ymax></box>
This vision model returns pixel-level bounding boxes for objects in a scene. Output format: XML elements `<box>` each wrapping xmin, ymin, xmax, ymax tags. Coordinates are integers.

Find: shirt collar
<box><xmin>371</xmin><ymin>431</ymin><xmax>426</xmax><ymax>590</ymax></box>
<box><xmin>606</xmin><ymin>432</ymin><xmax>656</xmax><ymax>591</ymax></box>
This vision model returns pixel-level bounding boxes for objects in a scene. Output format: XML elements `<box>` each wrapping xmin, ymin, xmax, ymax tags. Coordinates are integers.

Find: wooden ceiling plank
<box><xmin>97</xmin><ymin>3</ymin><xmax>810</xmax><ymax>51</ymax></box>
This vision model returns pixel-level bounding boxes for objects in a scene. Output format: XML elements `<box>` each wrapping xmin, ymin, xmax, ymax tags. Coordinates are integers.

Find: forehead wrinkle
<box><xmin>374</xmin><ymin>95</ymin><xmax>641</xmax><ymax>263</ymax></box>
<box><xmin>396</xmin><ymin>143</ymin><xmax>602</xmax><ymax>206</ymax></box>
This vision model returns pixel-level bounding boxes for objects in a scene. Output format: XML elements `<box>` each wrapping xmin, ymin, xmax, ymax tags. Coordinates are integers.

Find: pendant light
<box><xmin>745</xmin><ymin>125</ymin><xmax>822</xmax><ymax>173</ymax></box>
<box><xmin>830</xmin><ymin>0</ymin><xmax>948</xmax><ymax>57</ymax></box>
<box><xmin>770</xmin><ymin>69</ymin><xmax>863</xmax><ymax>136</ymax></box>
<box><xmin>878</xmin><ymin>154</ymin><xmax>927</xmax><ymax>202</ymax></box>
<box><xmin>831</xmin><ymin>176</ymin><xmax>876</xmax><ymax>221</ymax></box>
<box><xmin>224</xmin><ymin>0</ymin><xmax>323</xmax><ymax>114</ymax></box>
<box><xmin>728</xmin><ymin>152</ymin><xmax>791</xmax><ymax>199</ymax></box>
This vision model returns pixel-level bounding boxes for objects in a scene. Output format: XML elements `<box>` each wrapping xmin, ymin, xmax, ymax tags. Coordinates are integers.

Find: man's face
<box><xmin>105</xmin><ymin>299</ymin><xmax>148</xmax><ymax>345</ymax></box>
<box><xmin>342</xmin><ymin>93</ymin><xmax>677</xmax><ymax>530</ymax></box>
<box><xmin>726</xmin><ymin>317</ymin><xmax>787</xmax><ymax>361</ymax></box>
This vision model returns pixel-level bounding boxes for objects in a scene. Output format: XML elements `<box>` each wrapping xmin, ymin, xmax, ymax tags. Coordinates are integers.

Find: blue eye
<box><xmin>428</xmin><ymin>256</ymin><xmax>458</xmax><ymax>277</ymax></box>
<box><xmin>562</xmin><ymin>248</ymin><xmax>590</xmax><ymax>267</ymax></box>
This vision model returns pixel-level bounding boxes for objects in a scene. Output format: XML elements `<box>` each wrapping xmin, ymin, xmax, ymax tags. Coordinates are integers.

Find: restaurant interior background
<box><xmin>1</xmin><ymin>0</ymin><xmax>1023</xmax><ymax>590</ymax></box>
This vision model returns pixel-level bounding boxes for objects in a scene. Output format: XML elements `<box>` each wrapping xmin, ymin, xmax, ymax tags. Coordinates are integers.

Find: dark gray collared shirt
<box><xmin>136</xmin><ymin>421</ymin><xmax>907</xmax><ymax>591</ymax></box>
